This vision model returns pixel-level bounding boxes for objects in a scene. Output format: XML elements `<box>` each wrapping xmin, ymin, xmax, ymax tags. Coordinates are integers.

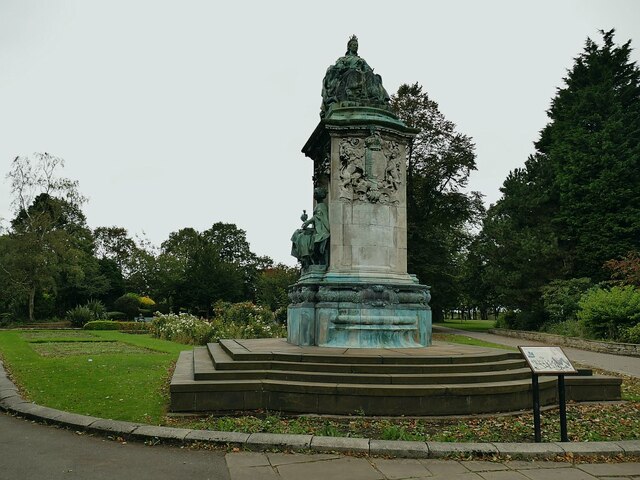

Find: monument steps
<box><xmin>193</xmin><ymin>346</ymin><xmax>534</xmax><ymax>384</ymax></box>
<box><xmin>170</xmin><ymin>339</ymin><xmax>622</xmax><ymax>415</ymax></box>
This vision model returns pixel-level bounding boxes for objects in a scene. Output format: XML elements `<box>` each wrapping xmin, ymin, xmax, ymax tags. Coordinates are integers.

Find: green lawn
<box><xmin>0</xmin><ymin>330</ymin><xmax>190</xmax><ymax>424</ymax></box>
<box><xmin>440</xmin><ymin>319</ymin><xmax>497</xmax><ymax>332</ymax></box>
<box><xmin>433</xmin><ymin>333</ymin><xmax>516</xmax><ymax>351</ymax></box>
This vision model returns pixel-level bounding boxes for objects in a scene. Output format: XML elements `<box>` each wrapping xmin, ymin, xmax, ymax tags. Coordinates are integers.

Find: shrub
<box><xmin>83</xmin><ymin>320</ymin><xmax>120</xmax><ymax>330</ymax></box>
<box><xmin>85</xmin><ymin>299</ymin><xmax>107</xmax><ymax>320</ymax></box>
<box><xmin>578</xmin><ymin>285</ymin><xmax>640</xmax><ymax>340</ymax></box>
<box><xmin>150</xmin><ymin>313</ymin><xmax>213</xmax><ymax>345</ymax></box>
<box><xmin>621</xmin><ymin>323</ymin><xmax>640</xmax><ymax>344</ymax></box>
<box><xmin>495</xmin><ymin>310</ymin><xmax>547</xmax><ymax>331</ymax></box>
<box><xmin>66</xmin><ymin>306</ymin><xmax>94</xmax><ymax>328</ymax></box>
<box><xmin>150</xmin><ymin>305</ymin><xmax>287</xmax><ymax>346</ymax></box>
<box><xmin>106</xmin><ymin>311</ymin><xmax>126</xmax><ymax>320</ymax></box>
<box><xmin>219</xmin><ymin>301</ymin><xmax>275</xmax><ymax>324</ymax></box>
<box><xmin>113</xmin><ymin>293</ymin><xmax>141</xmax><ymax>319</ymax></box>
<box><xmin>139</xmin><ymin>296</ymin><xmax>156</xmax><ymax>308</ymax></box>
<box><xmin>541</xmin><ymin>278</ymin><xmax>592</xmax><ymax>324</ymax></box>
<box><xmin>543</xmin><ymin>319</ymin><xmax>584</xmax><ymax>337</ymax></box>
<box><xmin>84</xmin><ymin>320</ymin><xmax>149</xmax><ymax>331</ymax></box>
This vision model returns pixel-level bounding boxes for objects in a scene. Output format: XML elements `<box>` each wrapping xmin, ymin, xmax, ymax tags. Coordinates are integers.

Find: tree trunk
<box><xmin>28</xmin><ymin>286</ymin><xmax>36</xmax><ymax>323</ymax></box>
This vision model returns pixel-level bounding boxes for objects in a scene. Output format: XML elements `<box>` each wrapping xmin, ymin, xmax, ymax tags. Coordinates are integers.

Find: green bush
<box><xmin>578</xmin><ymin>285</ymin><xmax>640</xmax><ymax>340</ymax></box>
<box><xmin>543</xmin><ymin>319</ymin><xmax>584</xmax><ymax>337</ymax></box>
<box><xmin>621</xmin><ymin>323</ymin><xmax>640</xmax><ymax>344</ymax></box>
<box><xmin>83</xmin><ymin>320</ymin><xmax>120</xmax><ymax>330</ymax></box>
<box><xmin>85</xmin><ymin>299</ymin><xmax>107</xmax><ymax>320</ymax></box>
<box><xmin>219</xmin><ymin>301</ymin><xmax>275</xmax><ymax>324</ymax></box>
<box><xmin>66</xmin><ymin>306</ymin><xmax>94</xmax><ymax>328</ymax></box>
<box><xmin>150</xmin><ymin>305</ymin><xmax>286</xmax><ymax>346</ymax></box>
<box><xmin>113</xmin><ymin>293</ymin><xmax>141</xmax><ymax>319</ymax></box>
<box><xmin>495</xmin><ymin>310</ymin><xmax>547</xmax><ymax>331</ymax></box>
<box><xmin>541</xmin><ymin>277</ymin><xmax>592</xmax><ymax>324</ymax></box>
<box><xmin>106</xmin><ymin>311</ymin><xmax>126</xmax><ymax>320</ymax></box>
<box><xmin>84</xmin><ymin>320</ymin><xmax>149</xmax><ymax>331</ymax></box>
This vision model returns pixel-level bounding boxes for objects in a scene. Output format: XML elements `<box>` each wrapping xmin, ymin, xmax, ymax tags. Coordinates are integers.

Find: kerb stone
<box><xmin>310</xmin><ymin>435</ymin><xmax>370</xmax><ymax>454</ymax></box>
<box><xmin>246</xmin><ymin>433</ymin><xmax>312</xmax><ymax>451</ymax></box>
<box><xmin>369</xmin><ymin>439</ymin><xmax>429</xmax><ymax>458</ymax></box>
<box><xmin>427</xmin><ymin>442</ymin><xmax>498</xmax><ymax>457</ymax></box>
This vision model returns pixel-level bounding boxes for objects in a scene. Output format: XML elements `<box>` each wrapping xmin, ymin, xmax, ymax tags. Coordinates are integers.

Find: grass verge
<box><xmin>433</xmin><ymin>333</ymin><xmax>516</xmax><ymax>351</ymax></box>
<box><xmin>440</xmin><ymin>319</ymin><xmax>497</xmax><ymax>332</ymax></box>
<box><xmin>0</xmin><ymin>329</ymin><xmax>190</xmax><ymax>424</ymax></box>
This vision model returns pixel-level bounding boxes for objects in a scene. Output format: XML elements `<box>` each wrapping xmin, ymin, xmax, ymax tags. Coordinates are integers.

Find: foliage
<box><xmin>620</xmin><ymin>322</ymin><xmax>640</xmax><ymax>344</ymax></box>
<box><xmin>541</xmin><ymin>277</ymin><xmax>592</xmax><ymax>324</ymax></box>
<box><xmin>478</xmin><ymin>30</ymin><xmax>640</xmax><ymax>325</ymax></box>
<box><xmin>605</xmin><ymin>251</ymin><xmax>640</xmax><ymax>287</ymax></box>
<box><xmin>391</xmin><ymin>83</ymin><xmax>483</xmax><ymax>321</ymax></box>
<box><xmin>65</xmin><ymin>305</ymin><xmax>94</xmax><ymax>328</ymax></box>
<box><xmin>113</xmin><ymin>293</ymin><xmax>141</xmax><ymax>319</ymax></box>
<box><xmin>85</xmin><ymin>299</ymin><xmax>107</xmax><ymax>320</ymax></box>
<box><xmin>495</xmin><ymin>309</ymin><xmax>548</xmax><ymax>331</ymax></box>
<box><xmin>537</xmin><ymin>30</ymin><xmax>640</xmax><ymax>280</ymax></box>
<box><xmin>83</xmin><ymin>320</ymin><xmax>120</xmax><ymax>330</ymax></box>
<box><xmin>255</xmin><ymin>264</ymin><xmax>298</xmax><ymax>312</ymax></box>
<box><xmin>216</xmin><ymin>301</ymin><xmax>275</xmax><ymax>324</ymax></box>
<box><xmin>150</xmin><ymin>313</ymin><xmax>214</xmax><ymax>345</ymax></box>
<box><xmin>155</xmin><ymin>224</ymin><xmax>270</xmax><ymax>316</ymax></box>
<box><xmin>106</xmin><ymin>311</ymin><xmax>126</xmax><ymax>320</ymax></box>
<box><xmin>542</xmin><ymin>319</ymin><xmax>584</xmax><ymax>337</ymax></box>
<box><xmin>150</xmin><ymin>306</ymin><xmax>285</xmax><ymax>345</ymax></box>
<box><xmin>138</xmin><ymin>296</ymin><xmax>156</xmax><ymax>308</ymax></box>
<box><xmin>577</xmin><ymin>285</ymin><xmax>640</xmax><ymax>340</ymax></box>
<box><xmin>83</xmin><ymin>320</ymin><xmax>149</xmax><ymax>331</ymax></box>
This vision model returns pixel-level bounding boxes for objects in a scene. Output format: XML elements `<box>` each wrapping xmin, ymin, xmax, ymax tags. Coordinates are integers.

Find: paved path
<box><xmin>2</xmin><ymin>412</ymin><xmax>639</xmax><ymax>480</ymax></box>
<box><xmin>0</xmin><ymin>412</ymin><xmax>229</xmax><ymax>480</ymax></box>
<box><xmin>435</xmin><ymin>325</ymin><xmax>640</xmax><ymax>377</ymax></box>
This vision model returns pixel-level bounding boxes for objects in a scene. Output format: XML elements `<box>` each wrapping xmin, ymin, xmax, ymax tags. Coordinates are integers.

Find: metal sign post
<box><xmin>518</xmin><ymin>346</ymin><xmax>577</xmax><ymax>443</ymax></box>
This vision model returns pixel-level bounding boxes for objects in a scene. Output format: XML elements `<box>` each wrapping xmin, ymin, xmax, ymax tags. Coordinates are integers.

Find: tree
<box><xmin>604</xmin><ymin>251</ymin><xmax>640</xmax><ymax>287</ymax></box>
<box><xmin>256</xmin><ymin>264</ymin><xmax>299</xmax><ymax>312</ymax></box>
<box><xmin>3</xmin><ymin>153</ymin><xmax>101</xmax><ymax>321</ymax></box>
<box><xmin>155</xmin><ymin>223</ymin><xmax>271</xmax><ymax>315</ymax></box>
<box><xmin>479</xmin><ymin>30</ymin><xmax>640</xmax><ymax>328</ymax></box>
<box><xmin>391</xmin><ymin>83</ymin><xmax>483</xmax><ymax>321</ymax></box>
<box><xmin>537</xmin><ymin>29</ymin><xmax>640</xmax><ymax>280</ymax></box>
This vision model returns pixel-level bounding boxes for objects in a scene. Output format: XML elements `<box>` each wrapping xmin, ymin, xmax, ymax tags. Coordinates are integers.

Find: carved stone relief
<box><xmin>338</xmin><ymin>129</ymin><xmax>402</xmax><ymax>204</ymax></box>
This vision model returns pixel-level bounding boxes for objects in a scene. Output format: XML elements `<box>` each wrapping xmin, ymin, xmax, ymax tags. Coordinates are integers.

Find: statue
<box><xmin>291</xmin><ymin>187</ymin><xmax>330</xmax><ymax>269</ymax></box>
<box><xmin>320</xmin><ymin>35</ymin><xmax>391</xmax><ymax>118</ymax></box>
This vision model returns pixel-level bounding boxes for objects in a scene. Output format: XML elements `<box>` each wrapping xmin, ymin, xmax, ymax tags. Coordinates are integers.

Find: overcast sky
<box><xmin>1</xmin><ymin>1</ymin><xmax>639</xmax><ymax>265</ymax></box>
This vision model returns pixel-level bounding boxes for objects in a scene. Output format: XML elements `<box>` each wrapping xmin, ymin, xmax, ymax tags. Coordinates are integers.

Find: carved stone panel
<box><xmin>338</xmin><ymin>129</ymin><xmax>402</xmax><ymax>205</ymax></box>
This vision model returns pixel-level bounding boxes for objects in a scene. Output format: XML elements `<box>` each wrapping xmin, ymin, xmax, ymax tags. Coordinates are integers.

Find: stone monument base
<box><xmin>287</xmin><ymin>271</ymin><xmax>431</xmax><ymax>348</ymax></box>
<box><xmin>169</xmin><ymin>338</ymin><xmax>622</xmax><ymax>415</ymax></box>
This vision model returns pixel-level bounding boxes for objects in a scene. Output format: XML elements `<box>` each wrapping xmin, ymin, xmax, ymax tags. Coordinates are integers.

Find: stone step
<box><xmin>208</xmin><ymin>343</ymin><xmax>527</xmax><ymax>374</ymax></box>
<box><xmin>194</xmin><ymin>348</ymin><xmax>532</xmax><ymax>384</ymax></box>
<box><xmin>171</xmin><ymin>344</ymin><xmax>622</xmax><ymax>415</ymax></box>
<box><xmin>218</xmin><ymin>339</ymin><xmax>523</xmax><ymax>365</ymax></box>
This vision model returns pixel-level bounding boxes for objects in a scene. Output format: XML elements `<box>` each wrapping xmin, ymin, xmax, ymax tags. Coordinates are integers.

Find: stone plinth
<box><xmin>288</xmin><ymin>106</ymin><xmax>431</xmax><ymax>348</ymax></box>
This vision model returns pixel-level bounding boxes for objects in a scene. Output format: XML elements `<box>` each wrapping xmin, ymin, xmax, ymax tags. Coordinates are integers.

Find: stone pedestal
<box><xmin>287</xmin><ymin>106</ymin><xmax>432</xmax><ymax>348</ymax></box>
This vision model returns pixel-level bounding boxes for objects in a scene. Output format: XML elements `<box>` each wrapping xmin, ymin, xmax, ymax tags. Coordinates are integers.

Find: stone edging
<box><xmin>490</xmin><ymin>329</ymin><xmax>640</xmax><ymax>358</ymax></box>
<box><xmin>0</xmin><ymin>361</ymin><xmax>638</xmax><ymax>459</ymax></box>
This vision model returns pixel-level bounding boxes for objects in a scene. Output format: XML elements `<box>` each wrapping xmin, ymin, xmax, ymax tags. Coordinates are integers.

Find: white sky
<box><xmin>1</xmin><ymin>1</ymin><xmax>639</xmax><ymax>265</ymax></box>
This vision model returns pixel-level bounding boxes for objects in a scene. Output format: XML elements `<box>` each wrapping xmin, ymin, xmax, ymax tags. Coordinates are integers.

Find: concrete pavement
<box><xmin>2</xmin><ymin>411</ymin><xmax>640</xmax><ymax>479</ymax></box>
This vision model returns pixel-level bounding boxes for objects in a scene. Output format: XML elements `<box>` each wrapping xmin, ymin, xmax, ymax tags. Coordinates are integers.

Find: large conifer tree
<box><xmin>537</xmin><ymin>29</ymin><xmax>640</xmax><ymax>279</ymax></box>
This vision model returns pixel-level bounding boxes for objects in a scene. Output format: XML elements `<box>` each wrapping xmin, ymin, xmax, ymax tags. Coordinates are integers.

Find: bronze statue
<box><xmin>291</xmin><ymin>187</ymin><xmax>330</xmax><ymax>269</ymax></box>
<box><xmin>321</xmin><ymin>35</ymin><xmax>391</xmax><ymax>118</ymax></box>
